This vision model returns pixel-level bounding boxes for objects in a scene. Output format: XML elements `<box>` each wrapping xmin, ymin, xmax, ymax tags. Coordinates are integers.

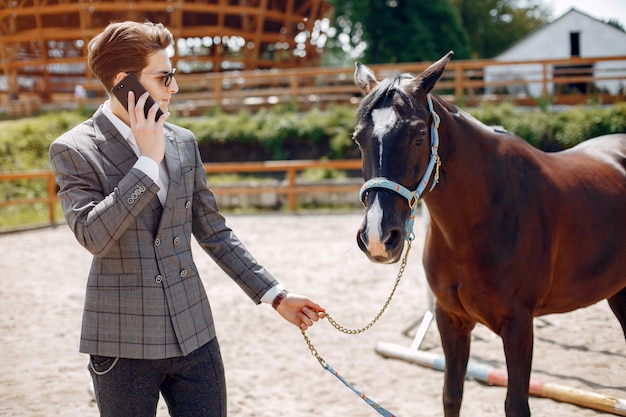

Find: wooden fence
<box><xmin>0</xmin><ymin>170</ymin><xmax>59</xmax><ymax>225</ymax></box>
<box><xmin>169</xmin><ymin>55</ymin><xmax>626</xmax><ymax>114</ymax></box>
<box><xmin>3</xmin><ymin>55</ymin><xmax>626</xmax><ymax>115</ymax></box>
<box><xmin>0</xmin><ymin>159</ymin><xmax>364</xmax><ymax>229</ymax></box>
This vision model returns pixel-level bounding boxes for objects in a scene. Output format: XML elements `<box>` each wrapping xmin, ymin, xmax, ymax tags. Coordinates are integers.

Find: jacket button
<box><xmin>173</xmin><ymin>236</ymin><xmax>181</xmax><ymax>245</ymax></box>
<box><xmin>180</xmin><ymin>269</ymin><xmax>188</xmax><ymax>278</ymax></box>
<box><xmin>155</xmin><ymin>275</ymin><xmax>163</xmax><ymax>284</ymax></box>
<box><xmin>155</xmin><ymin>238</ymin><xmax>160</xmax><ymax>246</ymax></box>
<box><xmin>185</xmin><ymin>201</ymin><xmax>191</xmax><ymax>209</ymax></box>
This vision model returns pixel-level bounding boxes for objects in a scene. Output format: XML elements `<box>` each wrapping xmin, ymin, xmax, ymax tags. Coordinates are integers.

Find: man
<box><xmin>49</xmin><ymin>21</ymin><xmax>325</xmax><ymax>417</ymax></box>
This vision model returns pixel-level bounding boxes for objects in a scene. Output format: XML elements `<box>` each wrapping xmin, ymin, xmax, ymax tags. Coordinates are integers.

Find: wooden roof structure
<box><xmin>0</xmin><ymin>0</ymin><xmax>331</xmax><ymax>102</ymax></box>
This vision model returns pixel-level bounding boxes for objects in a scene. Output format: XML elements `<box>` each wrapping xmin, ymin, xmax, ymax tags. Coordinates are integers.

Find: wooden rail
<box><xmin>0</xmin><ymin>170</ymin><xmax>58</xmax><ymax>224</ymax></box>
<box><xmin>0</xmin><ymin>159</ymin><xmax>363</xmax><ymax>228</ymax></box>
<box><xmin>203</xmin><ymin>159</ymin><xmax>362</xmax><ymax>211</ymax></box>
<box><xmin>3</xmin><ymin>55</ymin><xmax>625</xmax><ymax>115</ymax></box>
<box><xmin>167</xmin><ymin>55</ymin><xmax>626</xmax><ymax>114</ymax></box>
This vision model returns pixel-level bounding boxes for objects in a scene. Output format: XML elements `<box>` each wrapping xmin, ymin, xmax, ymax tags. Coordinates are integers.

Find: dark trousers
<box><xmin>88</xmin><ymin>338</ymin><xmax>226</xmax><ymax>417</ymax></box>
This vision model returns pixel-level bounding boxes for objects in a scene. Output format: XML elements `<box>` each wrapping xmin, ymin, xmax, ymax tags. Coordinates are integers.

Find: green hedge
<box><xmin>470</xmin><ymin>102</ymin><xmax>626</xmax><ymax>151</ymax></box>
<box><xmin>1</xmin><ymin>102</ymin><xmax>625</xmax><ymax>172</ymax></box>
<box><xmin>0</xmin><ymin>112</ymin><xmax>86</xmax><ymax>171</ymax></box>
<box><xmin>176</xmin><ymin>105</ymin><xmax>358</xmax><ymax>161</ymax></box>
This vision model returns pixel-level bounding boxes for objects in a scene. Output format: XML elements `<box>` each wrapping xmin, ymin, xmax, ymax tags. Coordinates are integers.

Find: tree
<box><xmin>326</xmin><ymin>0</ymin><xmax>470</xmax><ymax>65</ymax></box>
<box><xmin>449</xmin><ymin>0</ymin><xmax>551</xmax><ymax>58</ymax></box>
<box><xmin>606</xmin><ymin>18</ymin><xmax>625</xmax><ymax>32</ymax></box>
<box><xmin>324</xmin><ymin>0</ymin><xmax>552</xmax><ymax>66</ymax></box>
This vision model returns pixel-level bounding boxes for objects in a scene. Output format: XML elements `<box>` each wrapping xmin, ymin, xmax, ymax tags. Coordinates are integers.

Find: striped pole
<box><xmin>375</xmin><ymin>342</ymin><xmax>626</xmax><ymax>416</ymax></box>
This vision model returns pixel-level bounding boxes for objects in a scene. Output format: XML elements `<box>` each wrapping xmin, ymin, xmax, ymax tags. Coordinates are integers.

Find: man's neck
<box><xmin>107</xmin><ymin>98</ymin><xmax>131</xmax><ymax>126</ymax></box>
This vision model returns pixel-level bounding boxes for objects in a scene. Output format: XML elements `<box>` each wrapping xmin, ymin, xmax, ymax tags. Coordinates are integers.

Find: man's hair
<box><xmin>88</xmin><ymin>21</ymin><xmax>174</xmax><ymax>92</ymax></box>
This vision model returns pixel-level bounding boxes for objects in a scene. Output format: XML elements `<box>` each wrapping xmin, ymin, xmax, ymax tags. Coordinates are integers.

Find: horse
<box><xmin>352</xmin><ymin>51</ymin><xmax>626</xmax><ymax>417</ymax></box>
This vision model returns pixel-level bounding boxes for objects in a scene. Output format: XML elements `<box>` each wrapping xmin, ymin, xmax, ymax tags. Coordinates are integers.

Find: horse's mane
<box><xmin>433</xmin><ymin>94</ymin><xmax>514</xmax><ymax>136</ymax></box>
<box><xmin>357</xmin><ymin>73</ymin><xmax>414</xmax><ymax>119</ymax></box>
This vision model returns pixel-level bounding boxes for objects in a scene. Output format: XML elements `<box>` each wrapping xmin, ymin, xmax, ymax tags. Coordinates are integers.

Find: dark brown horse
<box><xmin>353</xmin><ymin>52</ymin><xmax>626</xmax><ymax>417</ymax></box>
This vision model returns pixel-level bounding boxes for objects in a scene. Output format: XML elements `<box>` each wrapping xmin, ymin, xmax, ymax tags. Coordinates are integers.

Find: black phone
<box><xmin>111</xmin><ymin>73</ymin><xmax>164</xmax><ymax>122</ymax></box>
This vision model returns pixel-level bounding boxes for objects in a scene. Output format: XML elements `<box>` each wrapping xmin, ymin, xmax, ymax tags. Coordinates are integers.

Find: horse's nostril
<box><xmin>383</xmin><ymin>228</ymin><xmax>402</xmax><ymax>250</ymax></box>
<box><xmin>357</xmin><ymin>230</ymin><xmax>368</xmax><ymax>250</ymax></box>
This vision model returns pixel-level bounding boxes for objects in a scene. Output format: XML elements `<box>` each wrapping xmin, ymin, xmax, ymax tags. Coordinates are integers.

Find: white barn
<box><xmin>484</xmin><ymin>8</ymin><xmax>626</xmax><ymax>97</ymax></box>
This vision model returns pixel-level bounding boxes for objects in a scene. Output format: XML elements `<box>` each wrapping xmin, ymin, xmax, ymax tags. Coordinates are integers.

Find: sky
<box><xmin>547</xmin><ymin>0</ymin><xmax>626</xmax><ymax>27</ymax></box>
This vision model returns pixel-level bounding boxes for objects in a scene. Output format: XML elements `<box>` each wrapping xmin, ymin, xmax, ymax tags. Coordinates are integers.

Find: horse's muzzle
<box><xmin>356</xmin><ymin>222</ymin><xmax>404</xmax><ymax>264</ymax></box>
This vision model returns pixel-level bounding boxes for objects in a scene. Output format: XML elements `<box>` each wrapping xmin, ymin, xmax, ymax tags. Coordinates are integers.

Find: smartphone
<box><xmin>111</xmin><ymin>73</ymin><xmax>164</xmax><ymax>121</ymax></box>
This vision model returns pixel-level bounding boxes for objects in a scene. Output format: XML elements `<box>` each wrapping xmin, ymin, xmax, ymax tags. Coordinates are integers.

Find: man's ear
<box><xmin>113</xmin><ymin>72</ymin><xmax>128</xmax><ymax>86</ymax></box>
<box><xmin>109</xmin><ymin>72</ymin><xmax>128</xmax><ymax>101</ymax></box>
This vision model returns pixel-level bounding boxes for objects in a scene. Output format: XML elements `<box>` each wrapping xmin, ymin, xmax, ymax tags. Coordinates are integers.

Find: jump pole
<box><xmin>375</xmin><ymin>341</ymin><xmax>626</xmax><ymax>416</ymax></box>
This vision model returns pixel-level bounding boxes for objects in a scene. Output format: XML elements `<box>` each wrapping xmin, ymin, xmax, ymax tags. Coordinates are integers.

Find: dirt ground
<box><xmin>1</xmin><ymin>211</ymin><xmax>625</xmax><ymax>416</ymax></box>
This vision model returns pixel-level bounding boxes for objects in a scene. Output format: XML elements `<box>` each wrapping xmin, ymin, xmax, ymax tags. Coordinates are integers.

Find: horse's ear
<box><xmin>354</xmin><ymin>62</ymin><xmax>379</xmax><ymax>95</ymax></box>
<box><xmin>416</xmin><ymin>51</ymin><xmax>454</xmax><ymax>94</ymax></box>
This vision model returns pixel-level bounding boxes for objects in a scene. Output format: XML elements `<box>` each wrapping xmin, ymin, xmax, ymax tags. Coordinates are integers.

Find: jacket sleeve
<box><xmin>187</xmin><ymin>141</ymin><xmax>278</xmax><ymax>304</ymax></box>
<box><xmin>49</xmin><ymin>127</ymin><xmax>160</xmax><ymax>257</ymax></box>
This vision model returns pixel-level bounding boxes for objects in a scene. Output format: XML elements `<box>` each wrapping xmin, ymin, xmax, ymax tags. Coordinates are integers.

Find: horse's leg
<box><xmin>435</xmin><ymin>303</ymin><xmax>473</xmax><ymax>417</ymax></box>
<box><xmin>608</xmin><ymin>288</ymin><xmax>626</xmax><ymax>340</ymax></box>
<box><xmin>500</xmin><ymin>309</ymin><xmax>534</xmax><ymax>417</ymax></box>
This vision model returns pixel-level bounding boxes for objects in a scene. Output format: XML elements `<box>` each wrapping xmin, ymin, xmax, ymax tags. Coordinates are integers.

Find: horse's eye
<box><xmin>352</xmin><ymin>126</ymin><xmax>364</xmax><ymax>144</ymax></box>
<box><xmin>416</xmin><ymin>128</ymin><xmax>428</xmax><ymax>144</ymax></box>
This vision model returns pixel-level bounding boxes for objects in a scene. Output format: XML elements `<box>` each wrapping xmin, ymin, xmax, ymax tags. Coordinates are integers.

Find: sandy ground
<box><xmin>1</xmin><ymin>210</ymin><xmax>625</xmax><ymax>417</ymax></box>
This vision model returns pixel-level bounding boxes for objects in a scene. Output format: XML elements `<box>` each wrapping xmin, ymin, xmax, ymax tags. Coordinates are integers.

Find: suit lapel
<box><xmin>164</xmin><ymin>130</ymin><xmax>180</xmax><ymax>179</ymax></box>
<box><xmin>92</xmin><ymin>107</ymin><xmax>138</xmax><ymax>180</ymax></box>
<box><xmin>156</xmin><ymin>128</ymin><xmax>181</xmax><ymax>231</ymax></box>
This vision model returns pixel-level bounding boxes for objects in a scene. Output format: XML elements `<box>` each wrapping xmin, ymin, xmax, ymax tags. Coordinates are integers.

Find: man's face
<box><xmin>136</xmin><ymin>49</ymin><xmax>178</xmax><ymax>115</ymax></box>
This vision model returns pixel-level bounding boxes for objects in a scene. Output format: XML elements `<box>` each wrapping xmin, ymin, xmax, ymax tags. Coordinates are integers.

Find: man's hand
<box><xmin>276</xmin><ymin>293</ymin><xmax>325</xmax><ymax>330</ymax></box>
<box><xmin>128</xmin><ymin>91</ymin><xmax>169</xmax><ymax>164</ymax></box>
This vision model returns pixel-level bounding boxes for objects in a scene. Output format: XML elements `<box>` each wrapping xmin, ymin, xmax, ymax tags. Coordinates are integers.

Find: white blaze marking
<box><xmin>366</xmin><ymin>194</ymin><xmax>387</xmax><ymax>258</ymax></box>
<box><xmin>371</xmin><ymin>107</ymin><xmax>397</xmax><ymax>167</ymax></box>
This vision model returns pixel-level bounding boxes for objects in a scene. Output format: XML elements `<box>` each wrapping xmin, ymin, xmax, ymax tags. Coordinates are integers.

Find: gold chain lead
<box><xmin>326</xmin><ymin>237</ymin><xmax>412</xmax><ymax>334</ymax></box>
<box><xmin>302</xmin><ymin>236</ymin><xmax>414</xmax><ymax>368</ymax></box>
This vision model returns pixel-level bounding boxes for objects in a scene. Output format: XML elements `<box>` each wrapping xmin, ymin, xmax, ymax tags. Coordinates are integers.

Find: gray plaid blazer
<box><xmin>49</xmin><ymin>106</ymin><xmax>277</xmax><ymax>359</ymax></box>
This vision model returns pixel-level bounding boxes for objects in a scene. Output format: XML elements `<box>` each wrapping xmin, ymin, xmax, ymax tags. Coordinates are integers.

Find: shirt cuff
<box><xmin>134</xmin><ymin>156</ymin><xmax>160</xmax><ymax>182</ymax></box>
<box><xmin>261</xmin><ymin>284</ymin><xmax>285</xmax><ymax>304</ymax></box>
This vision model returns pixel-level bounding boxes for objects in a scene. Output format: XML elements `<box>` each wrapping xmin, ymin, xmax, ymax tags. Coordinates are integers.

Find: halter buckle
<box><xmin>408</xmin><ymin>193</ymin><xmax>418</xmax><ymax>210</ymax></box>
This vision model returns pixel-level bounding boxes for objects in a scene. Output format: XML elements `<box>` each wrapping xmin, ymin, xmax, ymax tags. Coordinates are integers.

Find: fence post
<box><xmin>286</xmin><ymin>167</ymin><xmax>297</xmax><ymax>212</ymax></box>
<box><xmin>289</xmin><ymin>74</ymin><xmax>299</xmax><ymax>103</ymax></box>
<box><xmin>542</xmin><ymin>62</ymin><xmax>549</xmax><ymax>97</ymax></box>
<box><xmin>454</xmin><ymin>65</ymin><xmax>464</xmax><ymax>97</ymax></box>
<box><xmin>47</xmin><ymin>171</ymin><xmax>57</xmax><ymax>225</ymax></box>
<box><xmin>213</xmin><ymin>76</ymin><xmax>223</xmax><ymax>107</ymax></box>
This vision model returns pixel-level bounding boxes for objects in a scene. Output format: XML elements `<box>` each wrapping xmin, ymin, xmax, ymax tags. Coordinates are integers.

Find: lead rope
<box><xmin>300</xmin><ymin>235</ymin><xmax>414</xmax><ymax>416</ymax></box>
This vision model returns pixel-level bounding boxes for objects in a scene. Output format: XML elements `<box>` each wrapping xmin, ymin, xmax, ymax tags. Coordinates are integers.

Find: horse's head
<box><xmin>353</xmin><ymin>51</ymin><xmax>453</xmax><ymax>263</ymax></box>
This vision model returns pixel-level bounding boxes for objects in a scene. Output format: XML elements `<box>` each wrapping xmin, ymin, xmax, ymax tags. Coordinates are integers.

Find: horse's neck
<box><xmin>423</xmin><ymin>101</ymin><xmax>503</xmax><ymax>234</ymax></box>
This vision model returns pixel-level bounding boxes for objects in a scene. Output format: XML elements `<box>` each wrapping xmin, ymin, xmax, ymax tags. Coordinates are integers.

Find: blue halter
<box><xmin>359</xmin><ymin>94</ymin><xmax>442</xmax><ymax>240</ymax></box>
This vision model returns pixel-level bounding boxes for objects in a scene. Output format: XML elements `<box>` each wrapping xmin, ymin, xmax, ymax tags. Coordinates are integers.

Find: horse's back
<box><xmin>558</xmin><ymin>133</ymin><xmax>626</xmax><ymax>176</ymax></box>
<box><xmin>544</xmin><ymin>133</ymin><xmax>626</xmax><ymax>193</ymax></box>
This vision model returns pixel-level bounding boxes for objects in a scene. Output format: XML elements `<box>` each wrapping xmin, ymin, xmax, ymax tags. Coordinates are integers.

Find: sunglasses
<box><xmin>137</xmin><ymin>68</ymin><xmax>177</xmax><ymax>87</ymax></box>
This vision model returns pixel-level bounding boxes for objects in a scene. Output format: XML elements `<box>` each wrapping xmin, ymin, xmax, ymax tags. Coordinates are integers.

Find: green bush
<box><xmin>0</xmin><ymin>112</ymin><xmax>85</xmax><ymax>171</ymax></box>
<box><xmin>1</xmin><ymin>103</ymin><xmax>624</xmax><ymax>173</ymax></box>
<box><xmin>468</xmin><ymin>102</ymin><xmax>626</xmax><ymax>151</ymax></box>
<box><xmin>177</xmin><ymin>105</ymin><xmax>357</xmax><ymax>160</ymax></box>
